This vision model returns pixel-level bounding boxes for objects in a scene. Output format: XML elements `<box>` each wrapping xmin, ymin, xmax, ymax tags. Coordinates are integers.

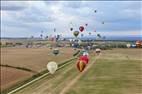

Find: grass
<box><xmin>7</xmin><ymin>49</ymin><xmax>142</xmax><ymax>94</ymax></box>
<box><xmin>66</xmin><ymin>59</ymin><xmax>142</xmax><ymax>94</ymax></box>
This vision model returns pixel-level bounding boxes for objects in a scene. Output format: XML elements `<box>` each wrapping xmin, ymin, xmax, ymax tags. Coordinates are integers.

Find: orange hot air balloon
<box><xmin>77</xmin><ymin>60</ymin><xmax>86</xmax><ymax>72</ymax></box>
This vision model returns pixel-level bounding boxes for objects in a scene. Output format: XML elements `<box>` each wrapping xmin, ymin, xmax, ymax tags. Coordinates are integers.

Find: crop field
<box><xmin>10</xmin><ymin>48</ymin><xmax>142</xmax><ymax>94</ymax></box>
<box><xmin>0</xmin><ymin>47</ymin><xmax>76</xmax><ymax>91</ymax></box>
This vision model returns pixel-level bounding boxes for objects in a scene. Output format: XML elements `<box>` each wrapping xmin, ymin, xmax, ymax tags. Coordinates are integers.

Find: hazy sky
<box><xmin>1</xmin><ymin>1</ymin><xmax>142</xmax><ymax>38</ymax></box>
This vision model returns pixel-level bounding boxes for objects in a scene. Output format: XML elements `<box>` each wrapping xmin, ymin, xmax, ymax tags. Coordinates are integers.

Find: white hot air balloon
<box><xmin>47</xmin><ymin>61</ymin><xmax>58</xmax><ymax>74</ymax></box>
<box><xmin>95</xmin><ymin>48</ymin><xmax>101</xmax><ymax>55</ymax></box>
<box><xmin>126</xmin><ymin>44</ymin><xmax>131</xmax><ymax>48</ymax></box>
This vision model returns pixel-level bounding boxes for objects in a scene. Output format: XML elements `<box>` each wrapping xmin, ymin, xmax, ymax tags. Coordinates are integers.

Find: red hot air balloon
<box><xmin>79</xmin><ymin>26</ymin><xmax>84</xmax><ymax>32</ymax></box>
<box><xmin>77</xmin><ymin>60</ymin><xmax>86</xmax><ymax>72</ymax></box>
<box><xmin>79</xmin><ymin>55</ymin><xmax>89</xmax><ymax>64</ymax></box>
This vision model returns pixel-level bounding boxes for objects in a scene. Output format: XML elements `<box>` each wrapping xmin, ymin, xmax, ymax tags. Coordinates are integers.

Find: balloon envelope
<box><xmin>77</xmin><ymin>60</ymin><xmax>86</xmax><ymax>72</ymax></box>
<box><xmin>73</xmin><ymin>31</ymin><xmax>79</xmax><ymax>37</ymax></box>
<box><xmin>94</xmin><ymin>10</ymin><xmax>97</xmax><ymax>13</ymax></box>
<box><xmin>47</xmin><ymin>61</ymin><xmax>58</xmax><ymax>74</ymax></box>
<box><xmin>79</xmin><ymin>55</ymin><xmax>89</xmax><ymax>64</ymax></box>
<box><xmin>70</xmin><ymin>27</ymin><xmax>73</xmax><ymax>31</ymax></box>
<box><xmin>53</xmin><ymin>48</ymin><xmax>59</xmax><ymax>55</ymax></box>
<box><xmin>79</xmin><ymin>26</ymin><xmax>84</xmax><ymax>32</ymax></box>
<box><xmin>95</xmin><ymin>48</ymin><xmax>101</xmax><ymax>53</ymax></box>
<box><xmin>126</xmin><ymin>44</ymin><xmax>131</xmax><ymax>48</ymax></box>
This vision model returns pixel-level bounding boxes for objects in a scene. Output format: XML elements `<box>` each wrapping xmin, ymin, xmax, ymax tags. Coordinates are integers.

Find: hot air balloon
<box><xmin>77</xmin><ymin>60</ymin><xmax>86</xmax><ymax>72</ymax></box>
<box><xmin>95</xmin><ymin>48</ymin><xmax>101</xmax><ymax>55</ymax></box>
<box><xmin>126</xmin><ymin>44</ymin><xmax>131</xmax><ymax>48</ymax></box>
<box><xmin>79</xmin><ymin>55</ymin><xmax>89</xmax><ymax>64</ymax></box>
<box><xmin>79</xmin><ymin>26</ymin><xmax>84</xmax><ymax>32</ymax></box>
<box><xmin>73</xmin><ymin>31</ymin><xmax>79</xmax><ymax>37</ymax></box>
<box><xmin>102</xmin><ymin>21</ymin><xmax>104</xmax><ymax>24</ymax></box>
<box><xmin>89</xmin><ymin>32</ymin><xmax>91</xmax><ymax>35</ymax></box>
<box><xmin>85</xmin><ymin>24</ymin><xmax>88</xmax><ymax>26</ymax></box>
<box><xmin>94</xmin><ymin>10</ymin><xmax>97</xmax><ymax>13</ymax></box>
<box><xmin>136</xmin><ymin>40</ymin><xmax>142</xmax><ymax>48</ymax></box>
<box><xmin>131</xmin><ymin>44</ymin><xmax>136</xmax><ymax>48</ymax></box>
<box><xmin>47</xmin><ymin>61</ymin><xmax>58</xmax><ymax>74</ymax></box>
<box><xmin>53</xmin><ymin>48</ymin><xmax>59</xmax><ymax>55</ymax></box>
<box><xmin>97</xmin><ymin>34</ymin><xmax>101</xmax><ymax>38</ymax></box>
<box><xmin>70</xmin><ymin>27</ymin><xmax>73</xmax><ymax>31</ymax></box>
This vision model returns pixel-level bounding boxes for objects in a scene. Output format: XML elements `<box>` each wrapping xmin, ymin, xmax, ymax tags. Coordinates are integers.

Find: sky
<box><xmin>1</xmin><ymin>1</ymin><xmax>142</xmax><ymax>39</ymax></box>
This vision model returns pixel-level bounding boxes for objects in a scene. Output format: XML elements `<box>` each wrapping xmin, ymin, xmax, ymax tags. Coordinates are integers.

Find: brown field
<box><xmin>0</xmin><ymin>47</ymin><xmax>76</xmax><ymax>91</ymax></box>
<box><xmin>0</xmin><ymin>67</ymin><xmax>33</xmax><ymax>91</ymax></box>
<box><xmin>1</xmin><ymin>47</ymin><xmax>76</xmax><ymax>72</ymax></box>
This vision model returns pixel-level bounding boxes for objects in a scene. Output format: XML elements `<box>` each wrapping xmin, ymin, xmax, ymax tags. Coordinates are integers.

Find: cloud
<box><xmin>1</xmin><ymin>1</ymin><xmax>141</xmax><ymax>38</ymax></box>
<box><xmin>1</xmin><ymin>1</ymin><xmax>29</xmax><ymax>11</ymax></box>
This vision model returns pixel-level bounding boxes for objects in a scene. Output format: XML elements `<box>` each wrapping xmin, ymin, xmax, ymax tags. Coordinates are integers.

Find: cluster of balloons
<box><xmin>126</xmin><ymin>41</ymin><xmax>142</xmax><ymax>48</ymax></box>
<box><xmin>76</xmin><ymin>51</ymin><xmax>89</xmax><ymax>72</ymax></box>
<box><xmin>70</xmin><ymin>9</ymin><xmax>105</xmax><ymax>39</ymax></box>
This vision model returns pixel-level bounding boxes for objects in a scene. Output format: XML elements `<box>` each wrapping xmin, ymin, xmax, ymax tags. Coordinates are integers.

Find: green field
<box><xmin>12</xmin><ymin>49</ymin><xmax>142</xmax><ymax>94</ymax></box>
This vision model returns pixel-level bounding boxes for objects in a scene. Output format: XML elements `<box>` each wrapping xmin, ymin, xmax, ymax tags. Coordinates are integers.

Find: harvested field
<box><xmin>1</xmin><ymin>47</ymin><xmax>76</xmax><ymax>92</ymax></box>
<box><xmin>0</xmin><ymin>67</ymin><xmax>33</xmax><ymax>91</ymax></box>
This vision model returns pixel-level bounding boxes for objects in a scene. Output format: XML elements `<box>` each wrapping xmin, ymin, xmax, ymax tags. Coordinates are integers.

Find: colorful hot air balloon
<box><xmin>77</xmin><ymin>60</ymin><xmax>86</xmax><ymax>72</ymax></box>
<box><xmin>79</xmin><ymin>26</ymin><xmax>84</xmax><ymax>32</ymax></box>
<box><xmin>47</xmin><ymin>61</ymin><xmax>58</xmax><ymax>74</ymax></box>
<box><xmin>73</xmin><ymin>31</ymin><xmax>79</xmax><ymax>37</ymax></box>
<box><xmin>136</xmin><ymin>40</ymin><xmax>142</xmax><ymax>48</ymax></box>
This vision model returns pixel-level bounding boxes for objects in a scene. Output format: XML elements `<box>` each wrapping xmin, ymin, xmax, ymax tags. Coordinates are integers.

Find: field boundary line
<box><xmin>7</xmin><ymin>57</ymin><xmax>77</xmax><ymax>94</ymax></box>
